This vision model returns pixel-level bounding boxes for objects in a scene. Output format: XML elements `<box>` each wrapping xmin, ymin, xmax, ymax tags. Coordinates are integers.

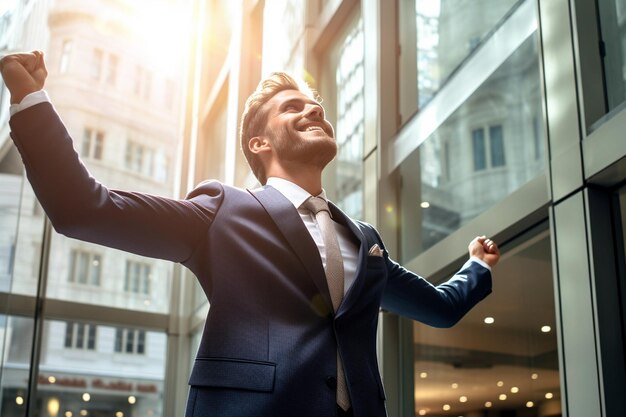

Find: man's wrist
<box><xmin>9</xmin><ymin>90</ymin><xmax>49</xmax><ymax>117</ymax></box>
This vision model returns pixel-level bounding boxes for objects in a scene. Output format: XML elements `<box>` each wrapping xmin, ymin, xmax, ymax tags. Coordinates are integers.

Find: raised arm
<box><xmin>1</xmin><ymin>51</ymin><xmax>219</xmax><ymax>263</ymax></box>
<box><xmin>381</xmin><ymin>237</ymin><xmax>500</xmax><ymax>328</ymax></box>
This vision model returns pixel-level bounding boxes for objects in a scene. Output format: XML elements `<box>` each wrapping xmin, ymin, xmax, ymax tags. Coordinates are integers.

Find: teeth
<box><xmin>305</xmin><ymin>126</ymin><xmax>323</xmax><ymax>132</ymax></box>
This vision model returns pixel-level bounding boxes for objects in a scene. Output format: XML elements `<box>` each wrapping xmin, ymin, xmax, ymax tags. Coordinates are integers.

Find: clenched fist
<box><xmin>468</xmin><ymin>235</ymin><xmax>500</xmax><ymax>268</ymax></box>
<box><xmin>0</xmin><ymin>50</ymin><xmax>48</xmax><ymax>105</ymax></box>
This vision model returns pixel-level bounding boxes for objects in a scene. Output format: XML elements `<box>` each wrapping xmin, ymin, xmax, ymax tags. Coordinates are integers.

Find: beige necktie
<box><xmin>303</xmin><ymin>196</ymin><xmax>350</xmax><ymax>411</ymax></box>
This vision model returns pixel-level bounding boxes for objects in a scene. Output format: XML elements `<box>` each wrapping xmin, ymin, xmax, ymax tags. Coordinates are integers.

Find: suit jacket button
<box><xmin>326</xmin><ymin>376</ymin><xmax>337</xmax><ymax>390</ymax></box>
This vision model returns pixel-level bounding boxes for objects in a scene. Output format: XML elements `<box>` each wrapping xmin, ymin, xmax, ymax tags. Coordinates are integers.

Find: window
<box><xmin>106</xmin><ymin>54</ymin><xmax>118</xmax><ymax>85</ymax></box>
<box><xmin>64</xmin><ymin>322</ymin><xmax>97</xmax><ymax>350</ymax></box>
<box><xmin>68</xmin><ymin>250</ymin><xmax>101</xmax><ymax>285</ymax></box>
<box><xmin>81</xmin><ymin>128</ymin><xmax>105</xmax><ymax>160</ymax></box>
<box><xmin>91</xmin><ymin>48</ymin><xmax>103</xmax><ymax>80</ymax></box>
<box><xmin>334</xmin><ymin>16</ymin><xmax>365</xmax><ymax>219</ymax></box>
<box><xmin>124</xmin><ymin>260</ymin><xmax>151</xmax><ymax>294</ymax></box>
<box><xmin>597</xmin><ymin>0</ymin><xmax>626</xmax><ymax>112</ymax></box>
<box><xmin>472</xmin><ymin>124</ymin><xmax>505</xmax><ymax>171</ymax></box>
<box><xmin>114</xmin><ymin>328</ymin><xmax>146</xmax><ymax>354</ymax></box>
<box><xmin>134</xmin><ymin>65</ymin><xmax>153</xmax><ymax>99</ymax></box>
<box><xmin>125</xmin><ymin>140</ymin><xmax>154</xmax><ymax>176</ymax></box>
<box><xmin>59</xmin><ymin>39</ymin><xmax>72</xmax><ymax>73</ymax></box>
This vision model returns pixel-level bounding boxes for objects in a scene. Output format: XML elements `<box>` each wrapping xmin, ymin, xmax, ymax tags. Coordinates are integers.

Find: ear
<box><xmin>248</xmin><ymin>136</ymin><xmax>272</xmax><ymax>155</ymax></box>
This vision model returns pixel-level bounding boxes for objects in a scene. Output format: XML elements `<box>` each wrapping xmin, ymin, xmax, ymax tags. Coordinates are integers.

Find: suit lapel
<box><xmin>249</xmin><ymin>186</ymin><xmax>333</xmax><ymax>312</ymax></box>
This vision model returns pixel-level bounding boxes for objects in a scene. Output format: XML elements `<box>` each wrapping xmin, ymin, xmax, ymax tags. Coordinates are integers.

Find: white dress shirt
<box><xmin>266</xmin><ymin>177</ymin><xmax>360</xmax><ymax>295</ymax></box>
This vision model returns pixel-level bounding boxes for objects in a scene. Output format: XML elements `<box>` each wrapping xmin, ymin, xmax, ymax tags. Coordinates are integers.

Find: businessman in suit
<box><xmin>1</xmin><ymin>51</ymin><xmax>500</xmax><ymax>417</ymax></box>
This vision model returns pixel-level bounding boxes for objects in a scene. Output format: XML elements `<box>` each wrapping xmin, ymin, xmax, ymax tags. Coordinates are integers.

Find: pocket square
<box><xmin>368</xmin><ymin>244</ymin><xmax>384</xmax><ymax>257</ymax></box>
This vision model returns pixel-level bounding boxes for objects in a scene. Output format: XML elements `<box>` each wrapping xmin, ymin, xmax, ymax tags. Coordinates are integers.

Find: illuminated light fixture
<box><xmin>531</xmin><ymin>373</ymin><xmax>539</xmax><ymax>380</ymax></box>
<box><xmin>420</xmin><ymin>202</ymin><xmax>430</xmax><ymax>209</ymax></box>
<box><xmin>65</xmin><ymin>412</ymin><xmax>73</xmax><ymax>417</ymax></box>
<box><xmin>418</xmin><ymin>410</ymin><xmax>427</xmax><ymax>416</ymax></box>
<box><xmin>48</xmin><ymin>398</ymin><xmax>60</xmax><ymax>416</ymax></box>
<box><xmin>499</xmin><ymin>394</ymin><xmax>507</xmax><ymax>401</ymax></box>
<box><xmin>385</xmin><ymin>205</ymin><xmax>394</xmax><ymax>213</ymax></box>
<box><xmin>484</xmin><ymin>401</ymin><xmax>492</xmax><ymax>408</ymax></box>
<box><xmin>16</xmin><ymin>396</ymin><xmax>24</xmax><ymax>405</ymax></box>
<box><xmin>545</xmin><ymin>392</ymin><xmax>553</xmax><ymax>399</ymax></box>
<box><xmin>484</xmin><ymin>317</ymin><xmax>495</xmax><ymax>324</ymax></box>
<box><xmin>459</xmin><ymin>396</ymin><xmax>468</xmax><ymax>403</ymax></box>
<box><xmin>526</xmin><ymin>401</ymin><xmax>534</xmax><ymax>408</ymax></box>
<box><xmin>442</xmin><ymin>404</ymin><xmax>451</xmax><ymax>411</ymax></box>
<box><xmin>48</xmin><ymin>376</ymin><xmax>57</xmax><ymax>384</ymax></box>
<box><xmin>510</xmin><ymin>387</ymin><xmax>519</xmax><ymax>393</ymax></box>
<box><xmin>419</xmin><ymin>372</ymin><xmax>428</xmax><ymax>379</ymax></box>
<box><xmin>116</xmin><ymin>412</ymin><xmax>124</xmax><ymax>417</ymax></box>
<box><xmin>451</xmin><ymin>383</ymin><xmax>459</xmax><ymax>389</ymax></box>
<box><xmin>128</xmin><ymin>396</ymin><xmax>137</xmax><ymax>404</ymax></box>
<box><xmin>496</xmin><ymin>381</ymin><xmax>504</xmax><ymax>387</ymax></box>
<box><xmin>80</xmin><ymin>410</ymin><xmax>88</xmax><ymax>416</ymax></box>
<box><xmin>82</xmin><ymin>393</ymin><xmax>91</xmax><ymax>402</ymax></box>
<box><xmin>541</xmin><ymin>325</ymin><xmax>551</xmax><ymax>333</ymax></box>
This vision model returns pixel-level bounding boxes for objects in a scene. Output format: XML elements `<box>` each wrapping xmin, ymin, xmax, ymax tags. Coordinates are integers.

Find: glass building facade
<box><xmin>1</xmin><ymin>0</ymin><xmax>625</xmax><ymax>416</ymax></box>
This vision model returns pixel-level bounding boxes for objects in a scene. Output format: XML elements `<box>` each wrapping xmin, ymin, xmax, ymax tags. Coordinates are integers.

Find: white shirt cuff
<box><xmin>463</xmin><ymin>256</ymin><xmax>491</xmax><ymax>271</ymax></box>
<box><xmin>9</xmin><ymin>90</ymin><xmax>50</xmax><ymax>117</ymax></box>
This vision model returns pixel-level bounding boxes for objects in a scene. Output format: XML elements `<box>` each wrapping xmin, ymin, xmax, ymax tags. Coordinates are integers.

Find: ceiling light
<box><xmin>510</xmin><ymin>387</ymin><xmax>519</xmax><ymax>393</ymax></box>
<box><xmin>541</xmin><ymin>325</ymin><xmax>551</xmax><ymax>333</ymax></box>
<box><xmin>484</xmin><ymin>402</ymin><xmax>492</xmax><ymax>408</ymax></box>
<box><xmin>82</xmin><ymin>393</ymin><xmax>90</xmax><ymax>402</ymax></box>
<box><xmin>420</xmin><ymin>202</ymin><xmax>430</xmax><ymax>208</ymax></box>
<box><xmin>48</xmin><ymin>376</ymin><xmax>57</xmax><ymax>384</ymax></box>
<box><xmin>420</xmin><ymin>372</ymin><xmax>428</xmax><ymax>379</ymax></box>
<box><xmin>526</xmin><ymin>401</ymin><xmax>534</xmax><ymax>408</ymax></box>
<box><xmin>499</xmin><ymin>394</ymin><xmax>507</xmax><ymax>400</ymax></box>
<box><xmin>531</xmin><ymin>373</ymin><xmax>538</xmax><ymax>380</ymax></box>
<box><xmin>443</xmin><ymin>404</ymin><xmax>451</xmax><ymax>411</ymax></box>
<box><xmin>65</xmin><ymin>412</ymin><xmax>73</xmax><ymax>417</ymax></box>
<box><xmin>459</xmin><ymin>396</ymin><xmax>468</xmax><ymax>403</ymax></box>
<box><xmin>16</xmin><ymin>396</ymin><xmax>24</xmax><ymax>405</ymax></box>
<box><xmin>451</xmin><ymin>383</ymin><xmax>458</xmax><ymax>389</ymax></box>
<box><xmin>496</xmin><ymin>381</ymin><xmax>504</xmax><ymax>387</ymax></box>
<box><xmin>128</xmin><ymin>396</ymin><xmax>137</xmax><ymax>404</ymax></box>
<box><xmin>484</xmin><ymin>317</ymin><xmax>495</xmax><ymax>324</ymax></box>
<box><xmin>418</xmin><ymin>410</ymin><xmax>427</xmax><ymax>416</ymax></box>
<box><xmin>545</xmin><ymin>392</ymin><xmax>553</xmax><ymax>399</ymax></box>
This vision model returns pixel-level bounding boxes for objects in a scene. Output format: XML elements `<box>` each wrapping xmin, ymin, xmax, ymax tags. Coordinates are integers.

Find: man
<box><xmin>1</xmin><ymin>51</ymin><xmax>500</xmax><ymax>417</ymax></box>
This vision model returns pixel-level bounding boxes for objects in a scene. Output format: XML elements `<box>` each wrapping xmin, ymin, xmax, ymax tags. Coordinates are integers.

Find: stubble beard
<box><xmin>269</xmin><ymin>125</ymin><xmax>337</xmax><ymax>170</ymax></box>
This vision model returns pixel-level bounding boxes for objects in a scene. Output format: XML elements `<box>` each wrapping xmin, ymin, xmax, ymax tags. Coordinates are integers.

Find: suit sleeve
<box><xmin>371</xmin><ymin>228</ymin><xmax>492</xmax><ymax>328</ymax></box>
<box><xmin>9</xmin><ymin>102</ymin><xmax>221</xmax><ymax>263</ymax></box>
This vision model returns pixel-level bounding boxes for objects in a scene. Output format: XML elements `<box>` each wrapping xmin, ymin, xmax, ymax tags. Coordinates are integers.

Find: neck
<box><xmin>266</xmin><ymin>160</ymin><xmax>323</xmax><ymax>196</ymax></box>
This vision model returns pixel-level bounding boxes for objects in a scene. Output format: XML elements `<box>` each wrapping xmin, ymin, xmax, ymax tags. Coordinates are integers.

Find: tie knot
<box><xmin>303</xmin><ymin>196</ymin><xmax>330</xmax><ymax>215</ymax></box>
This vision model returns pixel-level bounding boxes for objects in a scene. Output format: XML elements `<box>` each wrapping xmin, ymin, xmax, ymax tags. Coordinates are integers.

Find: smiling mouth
<box><xmin>304</xmin><ymin>126</ymin><xmax>325</xmax><ymax>132</ymax></box>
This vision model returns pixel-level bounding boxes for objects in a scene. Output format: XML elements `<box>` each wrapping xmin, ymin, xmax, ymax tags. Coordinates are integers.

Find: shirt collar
<box><xmin>266</xmin><ymin>177</ymin><xmax>328</xmax><ymax>209</ymax></box>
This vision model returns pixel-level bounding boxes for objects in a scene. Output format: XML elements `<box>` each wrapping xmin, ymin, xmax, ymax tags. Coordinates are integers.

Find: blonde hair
<box><xmin>239</xmin><ymin>72</ymin><xmax>317</xmax><ymax>184</ymax></box>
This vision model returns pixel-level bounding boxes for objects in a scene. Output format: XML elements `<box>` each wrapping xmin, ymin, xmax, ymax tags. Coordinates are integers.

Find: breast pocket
<box><xmin>189</xmin><ymin>357</ymin><xmax>276</xmax><ymax>392</ymax></box>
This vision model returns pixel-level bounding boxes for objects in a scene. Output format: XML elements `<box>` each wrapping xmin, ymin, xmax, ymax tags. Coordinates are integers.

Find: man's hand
<box><xmin>469</xmin><ymin>235</ymin><xmax>500</xmax><ymax>268</ymax></box>
<box><xmin>0</xmin><ymin>50</ymin><xmax>48</xmax><ymax>104</ymax></box>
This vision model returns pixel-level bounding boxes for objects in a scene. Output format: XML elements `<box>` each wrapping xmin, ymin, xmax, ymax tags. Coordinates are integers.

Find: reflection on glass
<box><xmin>0</xmin><ymin>316</ymin><xmax>34</xmax><ymax>417</ymax></box>
<box><xmin>335</xmin><ymin>17</ymin><xmax>365</xmax><ymax>219</ymax></box>
<box><xmin>597</xmin><ymin>0</ymin><xmax>626</xmax><ymax>112</ymax></box>
<box><xmin>413</xmin><ymin>231</ymin><xmax>561</xmax><ymax>417</ymax></box>
<box><xmin>415</xmin><ymin>0</ymin><xmax>522</xmax><ymax>107</ymax></box>
<box><xmin>400</xmin><ymin>34</ymin><xmax>545</xmax><ymax>259</ymax></box>
<box><xmin>31</xmin><ymin>320</ymin><xmax>166</xmax><ymax>417</ymax></box>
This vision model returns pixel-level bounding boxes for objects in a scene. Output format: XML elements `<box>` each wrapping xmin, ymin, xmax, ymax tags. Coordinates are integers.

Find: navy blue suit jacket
<box><xmin>9</xmin><ymin>103</ymin><xmax>492</xmax><ymax>417</ymax></box>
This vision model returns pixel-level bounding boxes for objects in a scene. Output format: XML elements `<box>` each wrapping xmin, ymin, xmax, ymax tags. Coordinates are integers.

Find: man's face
<box><xmin>261</xmin><ymin>89</ymin><xmax>336</xmax><ymax>169</ymax></box>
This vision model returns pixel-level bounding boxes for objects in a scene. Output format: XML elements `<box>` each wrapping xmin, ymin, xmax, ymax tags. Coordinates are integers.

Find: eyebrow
<box><xmin>279</xmin><ymin>97</ymin><xmax>321</xmax><ymax>110</ymax></box>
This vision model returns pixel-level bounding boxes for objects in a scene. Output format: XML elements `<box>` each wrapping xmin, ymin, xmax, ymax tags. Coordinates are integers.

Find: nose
<box><xmin>303</xmin><ymin>103</ymin><xmax>324</xmax><ymax>119</ymax></box>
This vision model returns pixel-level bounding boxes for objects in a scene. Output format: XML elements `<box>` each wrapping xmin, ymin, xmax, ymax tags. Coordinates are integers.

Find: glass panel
<box><xmin>0</xmin><ymin>316</ymin><xmax>34</xmax><ymax>417</ymax></box>
<box><xmin>400</xmin><ymin>33</ymin><xmax>545</xmax><ymax>258</ymax></box>
<box><xmin>596</xmin><ymin>0</ymin><xmax>626</xmax><ymax>112</ymax></box>
<box><xmin>413</xmin><ymin>229</ymin><xmax>562</xmax><ymax>417</ymax></box>
<box><xmin>334</xmin><ymin>17</ymin><xmax>365</xmax><ymax>219</ymax></box>
<box><xmin>35</xmin><ymin>320</ymin><xmax>166</xmax><ymax>417</ymax></box>
<box><xmin>414</xmin><ymin>0</ymin><xmax>523</xmax><ymax>108</ymax></box>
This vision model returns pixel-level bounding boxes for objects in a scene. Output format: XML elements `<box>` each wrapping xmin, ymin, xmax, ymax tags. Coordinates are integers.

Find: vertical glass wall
<box><xmin>596</xmin><ymin>0</ymin><xmax>626</xmax><ymax>113</ymax></box>
<box><xmin>398</xmin><ymin>0</ymin><xmax>546</xmax><ymax>259</ymax></box>
<box><xmin>413</xmin><ymin>228</ymin><xmax>561</xmax><ymax>417</ymax></box>
<box><xmin>0</xmin><ymin>1</ymin><xmax>191</xmax><ymax>416</ymax></box>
